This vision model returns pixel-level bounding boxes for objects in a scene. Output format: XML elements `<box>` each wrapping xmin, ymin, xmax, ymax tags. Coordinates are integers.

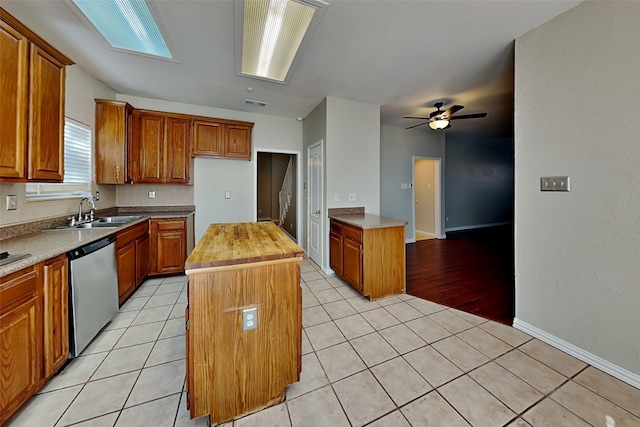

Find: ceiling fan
<box><xmin>404</xmin><ymin>102</ymin><xmax>488</xmax><ymax>130</ymax></box>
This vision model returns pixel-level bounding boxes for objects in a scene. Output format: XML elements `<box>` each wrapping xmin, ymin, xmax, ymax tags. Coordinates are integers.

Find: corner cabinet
<box><xmin>150</xmin><ymin>218</ymin><xmax>187</xmax><ymax>276</ymax></box>
<box><xmin>192</xmin><ymin>119</ymin><xmax>253</xmax><ymax>160</ymax></box>
<box><xmin>329</xmin><ymin>217</ymin><xmax>406</xmax><ymax>301</ymax></box>
<box><xmin>95</xmin><ymin>100</ymin><xmax>136</xmax><ymax>184</ymax></box>
<box><xmin>0</xmin><ymin>9</ymin><xmax>74</xmax><ymax>182</ymax></box>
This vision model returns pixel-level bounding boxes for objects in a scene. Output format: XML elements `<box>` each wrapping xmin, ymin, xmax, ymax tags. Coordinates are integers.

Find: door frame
<box><xmin>307</xmin><ymin>140</ymin><xmax>323</xmax><ymax>268</ymax></box>
<box><xmin>253</xmin><ymin>148</ymin><xmax>302</xmax><ymax>244</ymax></box>
<box><xmin>412</xmin><ymin>156</ymin><xmax>444</xmax><ymax>240</ymax></box>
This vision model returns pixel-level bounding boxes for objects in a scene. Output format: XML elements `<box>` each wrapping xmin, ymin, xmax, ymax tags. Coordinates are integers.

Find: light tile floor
<box><xmin>7</xmin><ymin>258</ymin><xmax>640</xmax><ymax>427</ymax></box>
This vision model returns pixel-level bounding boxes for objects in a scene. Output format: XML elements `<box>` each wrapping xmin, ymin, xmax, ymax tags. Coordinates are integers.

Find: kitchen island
<box><xmin>184</xmin><ymin>222</ymin><xmax>303</xmax><ymax>424</ymax></box>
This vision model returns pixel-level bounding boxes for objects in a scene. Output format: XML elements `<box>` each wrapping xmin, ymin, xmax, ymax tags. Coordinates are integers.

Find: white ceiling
<box><xmin>3</xmin><ymin>0</ymin><xmax>581</xmax><ymax>138</ymax></box>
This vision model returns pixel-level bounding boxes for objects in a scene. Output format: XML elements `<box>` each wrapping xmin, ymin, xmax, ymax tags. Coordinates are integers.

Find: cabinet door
<box><xmin>151</xmin><ymin>219</ymin><xmax>187</xmax><ymax>275</ymax></box>
<box><xmin>95</xmin><ymin>100</ymin><xmax>134</xmax><ymax>184</ymax></box>
<box><xmin>165</xmin><ymin>116</ymin><xmax>190</xmax><ymax>183</ymax></box>
<box><xmin>192</xmin><ymin>120</ymin><xmax>223</xmax><ymax>157</ymax></box>
<box><xmin>224</xmin><ymin>124</ymin><xmax>252</xmax><ymax>159</ymax></box>
<box><xmin>329</xmin><ymin>231</ymin><xmax>343</xmax><ymax>276</ymax></box>
<box><xmin>343</xmin><ymin>238</ymin><xmax>363</xmax><ymax>291</ymax></box>
<box><xmin>0</xmin><ymin>267</ymin><xmax>41</xmax><ymax>425</ymax></box>
<box><xmin>135</xmin><ymin>234</ymin><xmax>150</xmax><ymax>286</ymax></box>
<box><xmin>138</xmin><ymin>113</ymin><xmax>164</xmax><ymax>183</ymax></box>
<box><xmin>43</xmin><ymin>255</ymin><xmax>68</xmax><ymax>379</ymax></box>
<box><xmin>116</xmin><ymin>242</ymin><xmax>136</xmax><ymax>304</ymax></box>
<box><xmin>28</xmin><ymin>46</ymin><xmax>65</xmax><ymax>182</ymax></box>
<box><xmin>0</xmin><ymin>20</ymin><xmax>28</xmax><ymax>180</ymax></box>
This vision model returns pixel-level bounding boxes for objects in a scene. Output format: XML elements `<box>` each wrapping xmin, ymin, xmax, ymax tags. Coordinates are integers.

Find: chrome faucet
<box><xmin>77</xmin><ymin>195</ymin><xmax>96</xmax><ymax>223</ymax></box>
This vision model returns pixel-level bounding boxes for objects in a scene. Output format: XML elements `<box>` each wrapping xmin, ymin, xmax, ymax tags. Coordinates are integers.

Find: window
<box><xmin>26</xmin><ymin>118</ymin><xmax>92</xmax><ymax>199</ymax></box>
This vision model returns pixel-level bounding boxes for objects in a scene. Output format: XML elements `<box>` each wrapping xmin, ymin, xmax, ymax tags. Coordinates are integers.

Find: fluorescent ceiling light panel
<box><xmin>71</xmin><ymin>0</ymin><xmax>172</xmax><ymax>59</ymax></box>
<box><xmin>240</xmin><ymin>0</ymin><xmax>326</xmax><ymax>83</ymax></box>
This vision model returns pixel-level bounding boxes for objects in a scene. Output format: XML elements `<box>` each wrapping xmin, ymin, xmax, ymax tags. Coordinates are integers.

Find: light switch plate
<box><xmin>148</xmin><ymin>191</ymin><xmax>156</xmax><ymax>199</ymax></box>
<box><xmin>541</xmin><ymin>176</ymin><xmax>570</xmax><ymax>192</ymax></box>
<box><xmin>6</xmin><ymin>195</ymin><xmax>17</xmax><ymax>211</ymax></box>
<box><xmin>225</xmin><ymin>191</ymin><xmax>231</xmax><ymax>199</ymax></box>
<box><xmin>348</xmin><ymin>193</ymin><xmax>357</xmax><ymax>201</ymax></box>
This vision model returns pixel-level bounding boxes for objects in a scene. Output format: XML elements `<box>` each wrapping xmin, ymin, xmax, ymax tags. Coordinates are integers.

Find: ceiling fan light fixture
<box><xmin>429</xmin><ymin>119</ymin><xmax>449</xmax><ymax>130</ymax></box>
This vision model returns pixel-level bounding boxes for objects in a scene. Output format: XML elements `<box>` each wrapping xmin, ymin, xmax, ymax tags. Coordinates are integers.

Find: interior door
<box><xmin>307</xmin><ymin>142</ymin><xmax>323</xmax><ymax>266</ymax></box>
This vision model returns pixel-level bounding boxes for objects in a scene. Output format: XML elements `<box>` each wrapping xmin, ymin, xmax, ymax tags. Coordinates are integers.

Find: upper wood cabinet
<box><xmin>192</xmin><ymin>119</ymin><xmax>253</xmax><ymax>160</ymax></box>
<box><xmin>137</xmin><ymin>112</ymin><xmax>190</xmax><ymax>184</ymax></box>
<box><xmin>95</xmin><ymin>100</ymin><xmax>136</xmax><ymax>184</ymax></box>
<box><xmin>192</xmin><ymin>120</ymin><xmax>223</xmax><ymax>157</ymax></box>
<box><xmin>0</xmin><ymin>9</ymin><xmax>73</xmax><ymax>182</ymax></box>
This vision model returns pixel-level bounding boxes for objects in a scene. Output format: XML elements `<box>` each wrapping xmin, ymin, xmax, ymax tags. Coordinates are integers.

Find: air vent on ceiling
<box><xmin>245</xmin><ymin>99</ymin><xmax>268</xmax><ymax>107</ymax></box>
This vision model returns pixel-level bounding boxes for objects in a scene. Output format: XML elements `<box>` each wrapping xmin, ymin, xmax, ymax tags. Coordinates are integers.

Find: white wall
<box><xmin>380</xmin><ymin>125</ymin><xmax>444</xmax><ymax>241</ymax></box>
<box><xmin>0</xmin><ymin>65</ymin><xmax>116</xmax><ymax>227</ymax></box>
<box><xmin>116</xmin><ymin>96</ymin><xmax>303</xmax><ymax>241</ymax></box>
<box><xmin>514</xmin><ymin>1</ymin><xmax>640</xmax><ymax>382</ymax></box>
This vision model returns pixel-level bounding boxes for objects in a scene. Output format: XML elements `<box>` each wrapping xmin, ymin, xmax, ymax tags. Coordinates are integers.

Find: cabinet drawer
<box><xmin>1</xmin><ymin>265</ymin><xmax>39</xmax><ymax>311</ymax></box>
<box><xmin>342</xmin><ymin>225</ymin><xmax>362</xmax><ymax>244</ymax></box>
<box><xmin>154</xmin><ymin>218</ymin><xmax>186</xmax><ymax>231</ymax></box>
<box><xmin>116</xmin><ymin>220</ymin><xmax>149</xmax><ymax>248</ymax></box>
<box><xmin>330</xmin><ymin>221</ymin><xmax>342</xmax><ymax>235</ymax></box>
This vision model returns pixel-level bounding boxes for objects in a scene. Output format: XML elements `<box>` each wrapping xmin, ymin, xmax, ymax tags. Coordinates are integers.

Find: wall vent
<box><xmin>245</xmin><ymin>99</ymin><xmax>268</xmax><ymax>107</ymax></box>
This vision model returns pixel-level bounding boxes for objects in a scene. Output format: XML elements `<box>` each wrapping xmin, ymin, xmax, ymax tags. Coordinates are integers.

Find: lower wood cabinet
<box><xmin>0</xmin><ymin>264</ymin><xmax>42</xmax><ymax>425</ymax></box>
<box><xmin>116</xmin><ymin>220</ymin><xmax>150</xmax><ymax>304</ymax></box>
<box><xmin>329</xmin><ymin>218</ymin><xmax>406</xmax><ymax>301</ymax></box>
<box><xmin>1</xmin><ymin>257</ymin><xmax>70</xmax><ymax>424</ymax></box>
<box><xmin>42</xmin><ymin>254</ymin><xmax>69</xmax><ymax>380</ymax></box>
<box><xmin>150</xmin><ymin>218</ymin><xmax>187</xmax><ymax>276</ymax></box>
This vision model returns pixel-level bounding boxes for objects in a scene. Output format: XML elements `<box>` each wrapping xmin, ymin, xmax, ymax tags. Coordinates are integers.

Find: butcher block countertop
<box><xmin>329</xmin><ymin>213</ymin><xmax>407</xmax><ymax>229</ymax></box>
<box><xmin>185</xmin><ymin>222</ymin><xmax>304</xmax><ymax>270</ymax></box>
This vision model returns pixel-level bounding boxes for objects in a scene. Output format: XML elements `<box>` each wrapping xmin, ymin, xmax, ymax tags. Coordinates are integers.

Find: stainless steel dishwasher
<box><xmin>68</xmin><ymin>235</ymin><xmax>119</xmax><ymax>357</ymax></box>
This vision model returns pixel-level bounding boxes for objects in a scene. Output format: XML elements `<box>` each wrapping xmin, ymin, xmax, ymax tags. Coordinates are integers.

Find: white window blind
<box><xmin>26</xmin><ymin>118</ymin><xmax>92</xmax><ymax>199</ymax></box>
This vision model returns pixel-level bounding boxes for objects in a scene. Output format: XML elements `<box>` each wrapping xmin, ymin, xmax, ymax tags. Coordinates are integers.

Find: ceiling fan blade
<box><xmin>449</xmin><ymin>112</ymin><xmax>488</xmax><ymax>120</ymax></box>
<box><xmin>403</xmin><ymin>116</ymin><xmax>431</xmax><ymax>120</ymax></box>
<box><xmin>404</xmin><ymin>122</ymin><xmax>429</xmax><ymax>130</ymax></box>
<box><xmin>443</xmin><ymin>105</ymin><xmax>464</xmax><ymax>117</ymax></box>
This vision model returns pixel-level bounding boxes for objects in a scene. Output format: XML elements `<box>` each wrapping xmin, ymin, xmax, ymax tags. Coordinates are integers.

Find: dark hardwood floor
<box><xmin>406</xmin><ymin>225</ymin><xmax>514</xmax><ymax>325</ymax></box>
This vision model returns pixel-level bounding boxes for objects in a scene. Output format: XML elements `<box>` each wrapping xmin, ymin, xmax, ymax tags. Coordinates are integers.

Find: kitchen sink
<box><xmin>93</xmin><ymin>215</ymin><xmax>142</xmax><ymax>224</ymax></box>
<box><xmin>43</xmin><ymin>216</ymin><xmax>142</xmax><ymax>231</ymax></box>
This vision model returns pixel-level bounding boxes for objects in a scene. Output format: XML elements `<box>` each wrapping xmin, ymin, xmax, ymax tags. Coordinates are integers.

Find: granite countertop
<box><xmin>0</xmin><ymin>207</ymin><xmax>195</xmax><ymax>277</ymax></box>
<box><xmin>329</xmin><ymin>213</ymin><xmax>407</xmax><ymax>229</ymax></box>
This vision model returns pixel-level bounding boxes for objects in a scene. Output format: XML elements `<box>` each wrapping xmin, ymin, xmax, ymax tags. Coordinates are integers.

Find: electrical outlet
<box><xmin>225</xmin><ymin>191</ymin><xmax>231</xmax><ymax>199</ymax></box>
<box><xmin>148</xmin><ymin>191</ymin><xmax>156</xmax><ymax>199</ymax></box>
<box><xmin>242</xmin><ymin>307</ymin><xmax>258</xmax><ymax>331</ymax></box>
<box><xmin>6</xmin><ymin>195</ymin><xmax>17</xmax><ymax>211</ymax></box>
<box><xmin>540</xmin><ymin>176</ymin><xmax>570</xmax><ymax>192</ymax></box>
<box><xmin>348</xmin><ymin>193</ymin><xmax>356</xmax><ymax>201</ymax></box>
<box><xmin>94</xmin><ymin>191</ymin><xmax>100</xmax><ymax>201</ymax></box>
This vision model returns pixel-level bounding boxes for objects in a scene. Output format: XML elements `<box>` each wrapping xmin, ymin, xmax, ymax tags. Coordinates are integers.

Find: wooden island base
<box><xmin>185</xmin><ymin>222</ymin><xmax>303</xmax><ymax>425</ymax></box>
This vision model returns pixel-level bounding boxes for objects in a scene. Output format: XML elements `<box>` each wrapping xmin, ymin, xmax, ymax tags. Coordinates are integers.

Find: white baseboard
<box><xmin>513</xmin><ymin>318</ymin><xmax>640</xmax><ymax>389</ymax></box>
<box><xmin>444</xmin><ymin>221</ymin><xmax>512</xmax><ymax>233</ymax></box>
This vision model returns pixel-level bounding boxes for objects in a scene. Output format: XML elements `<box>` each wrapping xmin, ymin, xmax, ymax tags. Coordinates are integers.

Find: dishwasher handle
<box><xmin>67</xmin><ymin>235</ymin><xmax>116</xmax><ymax>260</ymax></box>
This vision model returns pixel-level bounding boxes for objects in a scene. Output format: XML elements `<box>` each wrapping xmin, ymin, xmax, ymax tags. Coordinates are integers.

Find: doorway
<box><xmin>413</xmin><ymin>157</ymin><xmax>441</xmax><ymax>241</ymax></box>
<box><xmin>307</xmin><ymin>141</ymin><xmax>323</xmax><ymax>267</ymax></box>
<box><xmin>255</xmin><ymin>149</ymin><xmax>300</xmax><ymax>242</ymax></box>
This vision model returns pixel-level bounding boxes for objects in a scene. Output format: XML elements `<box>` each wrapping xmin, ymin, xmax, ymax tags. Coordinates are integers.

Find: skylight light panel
<box><xmin>238</xmin><ymin>0</ymin><xmax>327</xmax><ymax>83</ymax></box>
<box><xmin>71</xmin><ymin>0</ymin><xmax>172</xmax><ymax>59</ymax></box>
